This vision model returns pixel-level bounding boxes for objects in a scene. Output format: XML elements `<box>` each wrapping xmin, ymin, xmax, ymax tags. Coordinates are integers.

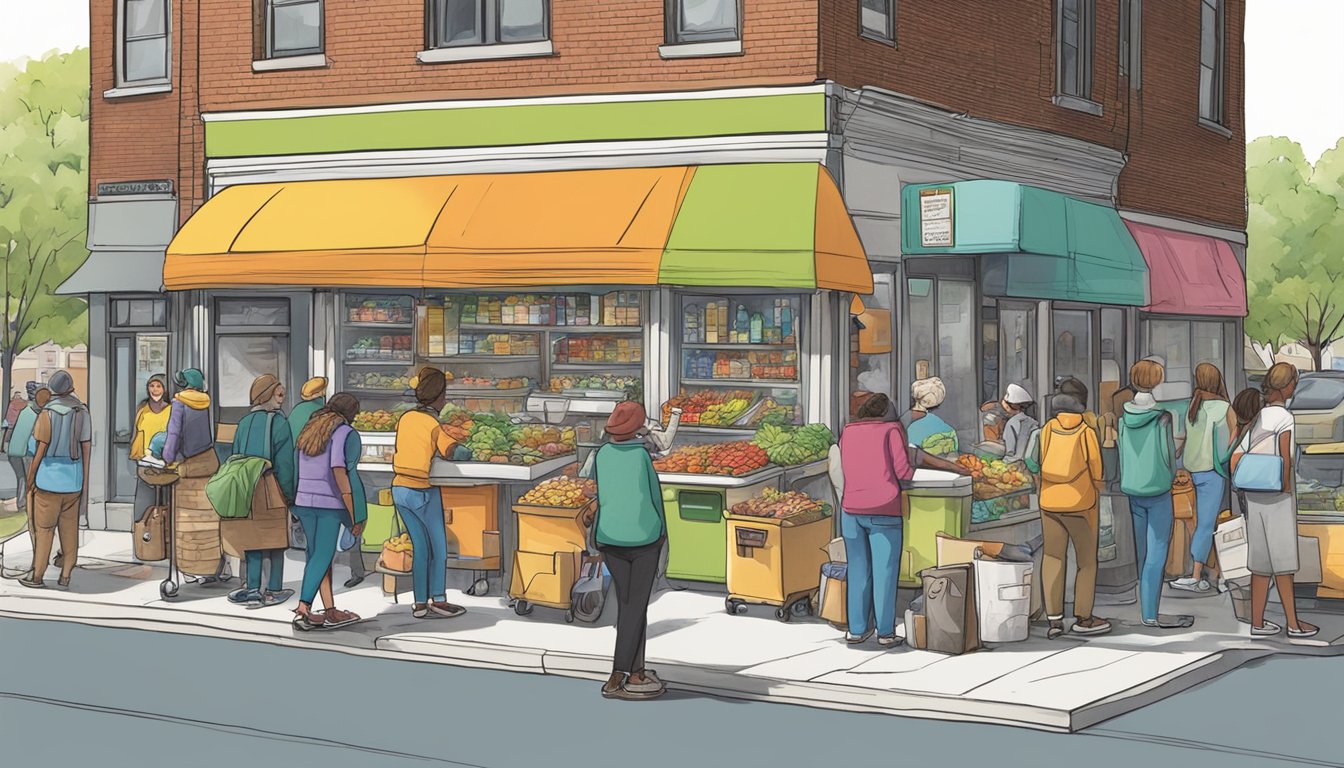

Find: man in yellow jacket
<box><xmin>1037</xmin><ymin>386</ymin><xmax>1110</xmax><ymax>639</ymax></box>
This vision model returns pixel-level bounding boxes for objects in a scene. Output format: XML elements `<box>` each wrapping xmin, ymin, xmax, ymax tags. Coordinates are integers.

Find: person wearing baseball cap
<box><xmin>591</xmin><ymin>401</ymin><xmax>667</xmax><ymax>701</ymax></box>
<box><xmin>1000</xmin><ymin>384</ymin><xmax>1040</xmax><ymax>465</ymax></box>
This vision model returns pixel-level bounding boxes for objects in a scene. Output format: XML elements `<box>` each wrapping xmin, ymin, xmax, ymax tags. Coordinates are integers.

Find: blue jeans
<box><xmin>392</xmin><ymin>486</ymin><xmax>447</xmax><ymax>604</ymax></box>
<box><xmin>1189</xmin><ymin>470</ymin><xmax>1226</xmax><ymax>567</ymax></box>
<box><xmin>1128</xmin><ymin>493</ymin><xmax>1174</xmax><ymax>622</ymax></box>
<box><xmin>245</xmin><ymin>548</ymin><xmax>286</xmax><ymax>593</ymax></box>
<box><xmin>840</xmin><ymin>511</ymin><xmax>904</xmax><ymax>638</ymax></box>
<box><xmin>293</xmin><ymin>505</ymin><xmax>344</xmax><ymax>606</ymax></box>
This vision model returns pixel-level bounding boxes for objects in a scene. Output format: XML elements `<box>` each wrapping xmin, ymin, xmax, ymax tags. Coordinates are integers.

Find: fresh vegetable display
<box><xmin>751</xmin><ymin>423</ymin><xmax>834</xmax><ymax>466</ymax></box>
<box><xmin>434</xmin><ymin>406</ymin><xmax>575</xmax><ymax>465</ymax></box>
<box><xmin>661</xmin><ymin>390</ymin><xmax>757</xmax><ymax>425</ymax></box>
<box><xmin>920</xmin><ymin>432</ymin><xmax>959</xmax><ymax>457</ymax></box>
<box><xmin>653</xmin><ymin>441</ymin><xmax>770</xmax><ymax>477</ymax></box>
<box><xmin>730</xmin><ymin>488</ymin><xmax>831</xmax><ymax>521</ymax></box>
<box><xmin>352</xmin><ymin>405</ymin><xmax>412</xmax><ymax>432</ymax></box>
<box><xmin>346</xmin><ymin>371</ymin><xmax>413</xmax><ymax>391</ymax></box>
<box><xmin>548</xmin><ymin>374</ymin><xmax>641</xmax><ymax>395</ymax></box>
<box><xmin>956</xmin><ymin>454</ymin><xmax>1034</xmax><ymax>499</ymax></box>
<box><xmin>518</xmin><ymin>476</ymin><xmax>596</xmax><ymax>508</ymax></box>
<box><xmin>384</xmin><ymin>533</ymin><xmax>413</xmax><ymax>553</ymax></box>
<box><xmin>699</xmin><ymin>396</ymin><xmax>752</xmax><ymax>426</ymax></box>
<box><xmin>452</xmin><ymin>375</ymin><xmax>532</xmax><ymax>390</ymax></box>
<box><xmin>745</xmin><ymin>397</ymin><xmax>797</xmax><ymax>427</ymax></box>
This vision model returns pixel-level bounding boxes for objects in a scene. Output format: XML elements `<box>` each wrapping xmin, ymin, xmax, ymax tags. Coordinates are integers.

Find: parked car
<box><xmin>1290</xmin><ymin>372</ymin><xmax>1344</xmax><ymax>446</ymax></box>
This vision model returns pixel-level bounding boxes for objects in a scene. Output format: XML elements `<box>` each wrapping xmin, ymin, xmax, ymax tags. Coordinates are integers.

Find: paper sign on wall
<box><xmin>919</xmin><ymin>187</ymin><xmax>955</xmax><ymax>248</ymax></box>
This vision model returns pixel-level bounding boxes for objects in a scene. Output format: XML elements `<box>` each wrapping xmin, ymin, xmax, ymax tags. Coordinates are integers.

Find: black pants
<box><xmin>599</xmin><ymin>538</ymin><xmax>663</xmax><ymax>675</ymax></box>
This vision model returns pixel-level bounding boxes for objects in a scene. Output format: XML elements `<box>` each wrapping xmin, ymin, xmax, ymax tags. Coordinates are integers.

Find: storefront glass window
<box><xmin>216</xmin><ymin>335</ymin><xmax>289</xmax><ymax>423</ymax></box>
<box><xmin>999</xmin><ymin>305</ymin><xmax>1036</xmax><ymax>403</ymax></box>
<box><xmin>907</xmin><ymin>278</ymin><xmax>935</xmax><ymax>380</ymax></box>
<box><xmin>1052</xmin><ymin>309</ymin><xmax>1093</xmax><ymax>415</ymax></box>
<box><xmin>981</xmin><ymin>308</ymin><xmax>1000</xmax><ymax>405</ymax></box>
<box><xmin>1192</xmin><ymin>321</ymin><xmax>1225</xmax><ymax>372</ymax></box>
<box><xmin>850</xmin><ymin>274</ymin><xmax>893</xmax><ymax>409</ymax></box>
<box><xmin>113</xmin><ymin>298</ymin><xmax>166</xmax><ymax>328</ymax></box>
<box><xmin>1147</xmin><ymin>319</ymin><xmax>1193</xmax><ymax>386</ymax></box>
<box><xmin>217</xmin><ymin>298</ymin><xmax>290</xmax><ymax>327</ymax></box>
<box><xmin>1100</xmin><ymin>308</ymin><xmax>1125</xmax><ymax>438</ymax></box>
<box><xmin>939</xmin><ymin>280</ymin><xmax>977</xmax><ymax>446</ymax></box>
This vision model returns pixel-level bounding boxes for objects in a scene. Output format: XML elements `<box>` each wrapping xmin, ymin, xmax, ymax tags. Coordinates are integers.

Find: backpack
<box><xmin>1118</xmin><ymin>411</ymin><xmax>1176</xmax><ymax>497</ymax></box>
<box><xmin>1040</xmin><ymin>420</ymin><xmax>1090</xmax><ymax>485</ymax></box>
<box><xmin>44</xmin><ymin>402</ymin><xmax>88</xmax><ymax>461</ymax></box>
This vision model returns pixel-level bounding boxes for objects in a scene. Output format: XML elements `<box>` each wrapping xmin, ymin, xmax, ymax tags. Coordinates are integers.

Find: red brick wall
<box><xmin>819</xmin><ymin>0</ymin><xmax>1246</xmax><ymax>231</ymax></box>
<box><xmin>197</xmin><ymin>1</ymin><xmax>820</xmax><ymax>111</ymax></box>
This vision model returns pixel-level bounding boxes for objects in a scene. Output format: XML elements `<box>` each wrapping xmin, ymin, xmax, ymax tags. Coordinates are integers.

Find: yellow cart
<box><xmin>724</xmin><ymin>508</ymin><xmax>832</xmax><ymax>621</ymax></box>
<box><xmin>509</xmin><ymin>500</ymin><xmax>594</xmax><ymax>622</ymax></box>
<box><xmin>1297</xmin><ymin>442</ymin><xmax>1344</xmax><ymax>600</ymax></box>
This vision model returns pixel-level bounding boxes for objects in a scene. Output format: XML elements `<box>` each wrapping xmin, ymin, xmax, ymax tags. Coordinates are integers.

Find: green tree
<box><xmin>1246</xmin><ymin>136</ymin><xmax>1344</xmax><ymax>371</ymax></box>
<box><xmin>0</xmin><ymin>49</ymin><xmax>90</xmax><ymax>410</ymax></box>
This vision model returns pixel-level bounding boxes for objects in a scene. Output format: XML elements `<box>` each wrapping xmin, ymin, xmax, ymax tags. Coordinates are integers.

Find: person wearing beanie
<box><xmin>4</xmin><ymin>382</ymin><xmax>42</xmax><ymax>514</ymax></box>
<box><xmin>130</xmin><ymin>375</ymin><xmax>171</xmax><ymax>526</ymax></box>
<box><xmin>20</xmin><ymin>371</ymin><xmax>91</xmax><ymax>590</ymax></box>
<box><xmin>160</xmin><ymin>367</ymin><xmax>226</xmax><ymax>584</ymax></box>
<box><xmin>906</xmin><ymin>377</ymin><xmax>958</xmax><ymax>457</ymax></box>
<box><xmin>591</xmin><ymin>400</ymin><xmax>666</xmax><ymax>700</ymax></box>
<box><xmin>224</xmin><ymin>374</ymin><xmax>296</xmax><ymax>608</ymax></box>
<box><xmin>391</xmin><ymin>367</ymin><xmax>469</xmax><ymax>620</ymax></box>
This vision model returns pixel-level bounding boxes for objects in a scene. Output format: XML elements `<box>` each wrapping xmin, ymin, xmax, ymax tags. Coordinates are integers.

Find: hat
<box><xmin>605</xmin><ymin>401</ymin><xmax>647</xmax><ymax>441</ymax></box>
<box><xmin>300</xmin><ymin>377</ymin><xmax>328</xmax><ymax>401</ymax></box>
<box><xmin>249</xmin><ymin>374</ymin><xmax>281</xmax><ymax>406</ymax></box>
<box><xmin>1051</xmin><ymin>393</ymin><xmax>1086</xmax><ymax>415</ymax></box>
<box><xmin>910</xmin><ymin>377</ymin><xmax>947</xmax><ymax>411</ymax></box>
<box><xmin>25</xmin><ymin>381</ymin><xmax>39</xmax><ymax>400</ymax></box>
<box><xmin>174</xmin><ymin>368</ymin><xmax>205</xmax><ymax>391</ymax></box>
<box><xmin>47</xmin><ymin>370</ymin><xmax>75</xmax><ymax>397</ymax></box>
<box><xmin>1004</xmin><ymin>383</ymin><xmax>1033</xmax><ymax>405</ymax></box>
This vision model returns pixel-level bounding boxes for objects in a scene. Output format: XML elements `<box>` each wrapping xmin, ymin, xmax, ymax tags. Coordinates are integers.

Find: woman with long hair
<box><xmin>1231</xmin><ymin>363</ymin><xmax>1318</xmax><ymax>638</ymax></box>
<box><xmin>292</xmin><ymin>392</ymin><xmax>366</xmax><ymax>630</ymax></box>
<box><xmin>1172</xmin><ymin>363</ymin><xmax>1235</xmax><ymax>594</ymax></box>
<box><xmin>130</xmin><ymin>375</ymin><xmax>171</xmax><ymax>527</ymax></box>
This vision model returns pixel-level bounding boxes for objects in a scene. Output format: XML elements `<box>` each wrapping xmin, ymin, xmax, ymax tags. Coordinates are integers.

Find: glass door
<box><xmin>998</xmin><ymin>303</ymin><xmax>1038</xmax><ymax>407</ymax></box>
<box><xmin>1051</xmin><ymin>308</ymin><xmax>1096</xmax><ymax>418</ymax></box>
<box><xmin>109</xmin><ymin>333</ymin><xmax>169</xmax><ymax>503</ymax></box>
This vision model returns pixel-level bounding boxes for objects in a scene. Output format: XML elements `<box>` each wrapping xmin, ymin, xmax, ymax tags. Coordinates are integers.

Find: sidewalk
<box><xmin>2</xmin><ymin>530</ymin><xmax>1341</xmax><ymax>732</ymax></box>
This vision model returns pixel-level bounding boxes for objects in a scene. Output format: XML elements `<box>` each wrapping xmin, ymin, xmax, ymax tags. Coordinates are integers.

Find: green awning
<box><xmin>901</xmin><ymin>180</ymin><xmax>1148</xmax><ymax>306</ymax></box>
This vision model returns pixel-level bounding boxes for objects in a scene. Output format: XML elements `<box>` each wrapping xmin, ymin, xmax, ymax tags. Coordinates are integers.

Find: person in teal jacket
<box><xmin>591</xmin><ymin>401</ymin><xmax>666</xmax><ymax>701</ymax></box>
<box><xmin>227</xmin><ymin>374</ymin><xmax>296</xmax><ymax>608</ymax></box>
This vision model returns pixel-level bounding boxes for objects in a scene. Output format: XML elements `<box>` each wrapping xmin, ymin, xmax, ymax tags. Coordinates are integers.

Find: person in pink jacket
<box><xmin>833</xmin><ymin>393</ymin><xmax>915</xmax><ymax>647</ymax></box>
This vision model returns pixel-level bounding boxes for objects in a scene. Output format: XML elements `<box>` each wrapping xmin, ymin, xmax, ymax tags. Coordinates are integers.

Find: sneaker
<box><xmin>1288</xmin><ymin>622</ymin><xmax>1320</xmax><ymax>639</ymax></box>
<box><xmin>292</xmin><ymin>612</ymin><xmax>324</xmax><ymax>632</ymax></box>
<box><xmin>319</xmin><ymin>608</ymin><xmax>362</xmax><ymax>629</ymax></box>
<box><xmin>412</xmin><ymin>604</ymin><xmax>431</xmax><ymax>619</ymax></box>
<box><xmin>1071</xmin><ymin>616</ymin><xmax>1112</xmax><ymax>636</ymax></box>
<box><xmin>17</xmin><ymin>576</ymin><xmax>45</xmax><ymax>590</ymax></box>
<box><xmin>877</xmin><ymin>635</ymin><xmax>904</xmax><ymax>648</ymax></box>
<box><xmin>624</xmin><ymin>672</ymin><xmax>666</xmax><ymax>695</ymax></box>
<box><xmin>845</xmin><ymin>630</ymin><xmax>874</xmax><ymax>645</ymax></box>
<box><xmin>1047</xmin><ymin>619</ymin><xmax>1065</xmax><ymax>639</ymax></box>
<box><xmin>1171</xmin><ymin>578</ymin><xmax>1213</xmax><ymax>594</ymax></box>
<box><xmin>427</xmin><ymin>601</ymin><xmax>466</xmax><ymax>618</ymax></box>
<box><xmin>247</xmin><ymin>589</ymin><xmax>294</xmax><ymax>609</ymax></box>
<box><xmin>1143</xmin><ymin>614</ymin><xmax>1196</xmax><ymax>629</ymax></box>
<box><xmin>267</xmin><ymin>589</ymin><xmax>295</xmax><ymax>604</ymax></box>
<box><xmin>227</xmin><ymin>588</ymin><xmax>261</xmax><ymax>605</ymax></box>
<box><xmin>1251</xmin><ymin>620</ymin><xmax>1283</xmax><ymax>637</ymax></box>
<box><xmin>344</xmin><ymin>575</ymin><xmax>365</xmax><ymax>589</ymax></box>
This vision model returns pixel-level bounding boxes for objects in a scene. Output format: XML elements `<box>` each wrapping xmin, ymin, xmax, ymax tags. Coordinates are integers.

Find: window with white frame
<box><xmin>263</xmin><ymin>0</ymin><xmax>324</xmax><ymax>59</ymax></box>
<box><xmin>1056</xmin><ymin>0</ymin><xmax>1094</xmax><ymax>100</ymax></box>
<box><xmin>117</xmin><ymin>0</ymin><xmax>171</xmax><ymax>86</ymax></box>
<box><xmin>1199</xmin><ymin>0</ymin><xmax>1225</xmax><ymax>124</ymax></box>
<box><xmin>666</xmin><ymin>0</ymin><xmax>741</xmax><ymax>45</ymax></box>
<box><xmin>428</xmin><ymin>0</ymin><xmax>549</xmax><ymax>49</ymax></box>
<box><xmin>861</xmin><ymin>0</ymin><xmax>895</xmax><ymax>43</ymax></box>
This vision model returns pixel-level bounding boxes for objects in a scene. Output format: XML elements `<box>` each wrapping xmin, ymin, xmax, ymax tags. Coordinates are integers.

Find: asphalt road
<box><xmin>0</xmin><ymin>617</ymin><xmax>1340</xmax><ymax>767</ymax></box>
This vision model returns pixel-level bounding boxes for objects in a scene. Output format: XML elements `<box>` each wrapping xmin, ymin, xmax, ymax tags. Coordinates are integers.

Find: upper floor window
<box><xmin>1199</xmin><ymin>0</ymin><xmax>1225</xmax><ymax>124</ymax></box>
<box><xmin>263</xmin><ymin>0</ymin><xmax>324</xmax><ymax>59</ymax></box>
<box><xmin>666</xmin><ymin>0</ymin><xmax>741</xmax><ymax>45</ymax></box>
<box><xmin>117</xmin><ymin>0</ymin><xmax>171</xmax><ymax>86</ymax></box>
<box><xmin>428</xmin><ymin>0</ymin><xmax>549</xmax><ymax>49</ymax></box>
<box><xmin>1119</xmin><ymin>0</ymin><xmax>1141</xmax><ymax>88</ymax></box>
<box><xmin>1056</xmin><ymin>0</ymin><xmax>1094</xmax><ymax>100</ymax></box>
<box><xmin>860</xmin><ymin>0</ymin><xmax>895</xmax><ymax>44</ymax></box>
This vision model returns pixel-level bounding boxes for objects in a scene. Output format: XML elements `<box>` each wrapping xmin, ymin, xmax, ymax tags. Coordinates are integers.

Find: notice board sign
<box><xmin>919</xmin><ymin>187</ymin><xmax>954</xmax><ymax>248</ymax></box>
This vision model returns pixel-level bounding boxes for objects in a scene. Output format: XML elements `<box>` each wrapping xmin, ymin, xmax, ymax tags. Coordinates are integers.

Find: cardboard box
<box><xmin>818</xmin><ymin>572</ymin><xmax>846</xmax><ymax>625</ymax></box>
<box><xmin>935</xmin><ymin>532</ymin><xmax>1006</xmax><ymax>567</ymax></box>
<box><xmin>904</xmin><ymin>609</ymin><xmax>927</xmax><ymax>649</ymax></box>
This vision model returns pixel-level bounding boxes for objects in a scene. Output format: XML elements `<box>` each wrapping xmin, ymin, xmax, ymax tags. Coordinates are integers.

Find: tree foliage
<box><xmin>0</xmin><ymin>49</ymin><xmax>90</xmax><ymax>402</ymax></box>
<box><xmin>1246</xmin><ymin>136</ymin><xmax>1344</xmax><ymax>370</ymax></box>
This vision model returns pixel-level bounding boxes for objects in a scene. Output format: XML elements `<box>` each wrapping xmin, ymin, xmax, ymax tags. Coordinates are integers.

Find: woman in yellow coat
<box><xmin>131</xmin><ymin>375</ymin><xmax>171</xmax><ymax>526</ymax></box>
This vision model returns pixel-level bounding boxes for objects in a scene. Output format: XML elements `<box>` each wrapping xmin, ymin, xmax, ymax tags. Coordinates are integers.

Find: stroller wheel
<box><xmin>161</xmin><ymin>581</ymin><xmax>179</xmax><ymax>599</ymax></box>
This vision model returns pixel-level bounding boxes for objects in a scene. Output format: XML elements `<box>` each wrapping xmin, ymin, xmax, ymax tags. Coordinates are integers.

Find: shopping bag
<box><xmin>1213</xmin><ymin>515</ymin><xmax>1249</xmax><ymax>580</ymax></box>
<box><xmin>922</xmin><ymin>564</ymin><xmax>980</xmax><ymax>655</ymax></box>
<box><xmin>1172</xmin><ymin>470</ymin><xmax>1196</xmax><ymax>519</ymax></box>
<box><xmin>133</xmin><ymin>506</ymin><xmax>169</xmax><ymax>562</ymax></box>
<box><xmin>570</xmin><ymin>552</ymin><xmax>610</xmax><ymax>623</ymax></box>
<box><xmin>289</xmin><ymin>515</ymin><xmax>308</xmax><ymax>550</ymax></box>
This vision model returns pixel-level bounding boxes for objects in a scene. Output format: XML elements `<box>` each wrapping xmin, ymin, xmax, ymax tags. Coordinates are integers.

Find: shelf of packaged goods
<box><xmin>681</xmin><ymin>343</ymin><xmax>796</xmax><ymax>351</ymax></box>
<box><xmin>429</xmin><ymin>454</ymin><xmax>576</xmax><ymax>483</ymax></box>
<box><xmin>344</xmin><ymin>321</ymin><xmax>414</xmax><ymax>330</ymax></box>
<box><xmin>550</xmin><ymin>362</ymin><xmax>642</xmax><ymax>372</ymax></box>
<box><xmin>680</xmin><ymin>378</ymin><xmax>800</xmax><ymax>388</ymax></box>
<box><xmin>459</xmin><ymin>323</ymin><xmax>641</xmax><ymax>334</ymax></box>
<box><xmin>344</xmin><ymin>358</ymin><xmax>415</xmax><ymax>366</ymax></box>
<box><xmin>421</xmin><ymin>355</ymin><xmax>540</xmax><ymax>363</ymax></box>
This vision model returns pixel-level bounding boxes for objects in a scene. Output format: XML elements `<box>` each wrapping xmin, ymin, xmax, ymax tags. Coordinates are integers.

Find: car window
<box><xmin>1290</xmin><ymin>378</ymin><xmax>1344</xmax><ymax>411</ymax></box>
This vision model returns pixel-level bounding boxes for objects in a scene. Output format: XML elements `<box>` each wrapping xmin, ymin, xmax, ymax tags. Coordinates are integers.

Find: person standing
<box><xmin>834</xmin><ymin>393</ymin><xmax>915</xmax><ymax>647</ymax></box>
<box><xmin>1231</xmin><ymin>364</ymin><xmax>1318</xmax><ymax>639</ymax></box>
<box><xmin>906</xmin><ymin>377</ymin><xmax>958</xmax><ymax>457</ymax></box>
<box><xmin>1037</xmin><ymin>384</ymin><xmax>1110</xmax><ymax>638</ymax></box>
<box><xmin>19</xmin><ymin>372</ymin><xmax>90</xmax><ymax>590</ymax></box>
<box><xmin>1172</xmin><ymin>363</ymin><xmax>1234</xmax><ymax>594</ymax></box>
<box><xmin>226</xmin><ymin>375</ymin><xmax>296</xmax><ymax>608</ymax></box>
<box><xmin>161</xmin><ymin>368</ymin><xmax>227</xmax><ymax>584</ymax></box>
<box><xmin>591</xmin><ymin>401</ymin><xmax>667</xmax><ymax>699</ymax></box>
<box><xmin>1118</xmin><ymin>359</ymin><xmax>1192</xmax><ymax>629</ymax></box>
<box><xmin>981</xmin><ymin>384</ymin><xmax>1033</xmax><ymax>445</ymax></box>
<box><xmin>392</xmin><ymin>367</ymin><xmax>468</xmax><ymax>620</ymax></box>
<box><xmin>289</xmin><ymin>377</ymin><xmax>366</xmax><ymax>588</ymax></box>
<box><xmin>5</xmin><ymin>382</ymin><xmax>41</xmax><ymax>514</ymax></box>
<box><xmin>130</xmin><ymin>375</ymin><xmax>171</xmax><ymax>528</ymax></box>
<box><xmin>292</xmin><ymin>393</ymin><xmax>366</xmax><ymax>630</ymax></box>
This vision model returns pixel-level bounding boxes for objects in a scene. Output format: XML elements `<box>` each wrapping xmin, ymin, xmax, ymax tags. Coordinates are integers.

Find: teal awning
<box><xmin>900</xmin><ymin>180</ymin><xmax>1148</xmax><ymax>306</ymax></box>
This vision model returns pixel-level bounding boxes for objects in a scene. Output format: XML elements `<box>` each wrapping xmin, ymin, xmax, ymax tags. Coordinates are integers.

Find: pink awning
<box><xmin>1124</xmin><ymin>221</ymin><xmax>1246</xmax><ymax>316</ymax></box>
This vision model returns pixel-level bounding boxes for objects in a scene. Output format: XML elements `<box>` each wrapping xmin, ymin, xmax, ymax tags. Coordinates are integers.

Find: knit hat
<box><xmin>300</xmin><ymin>376</ymin><xmax>328</xmax><ymax>401</ymax></box>
<box><xmin>25</xmin><ymin>381</ymin><xmax>39</xmax><ymax>400</ymax></box>
<box><xmin>249</xmin><ymin>374</ymin><xmax>281</xmax><ymax>406</ymax></box>
<box><xmin>910</xmin><ymin>377</ymin><xmax>947</xmax><ymax>412</ymax></box>
<box><xmin>47</xmin><ymin>370</ymin><xmax>75</xmax><ymax>397</ymax></box>
<box><xmin>1051</xmin><ymin>393</ymin><xmax>1086</xmax><ymax>415</ymax></box>
<box><xmin>1004</xmin><ymin>383</ymin><xmax>1033</xmax><ymax>405</ymax></box>
<box><xmin>605</xmin><ymin>401</ymin><xmax>647</xmax><ymax>441</ymax></box>
<box><xmin>174</xmin><ymin>368</ymin><xmax>206</xmax><ymax>391</ymax></box>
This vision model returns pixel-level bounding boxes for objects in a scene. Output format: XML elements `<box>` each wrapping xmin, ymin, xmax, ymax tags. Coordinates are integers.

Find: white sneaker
<box><xmin>1171</xmin><ymin>578</ymin><xmax>1212</xmax><ymax>594</ymax></box>
<box><xmin>1250</xmin><ymin>620</ymin><xmax>1282</xmax><ymax>637</ymax></box>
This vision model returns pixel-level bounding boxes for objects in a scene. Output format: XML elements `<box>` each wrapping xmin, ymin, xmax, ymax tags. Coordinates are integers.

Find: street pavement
<box><xmin>0</xmin><ymin>616</ymin><xmax>1340</xmax><ymax>767</ymax></box>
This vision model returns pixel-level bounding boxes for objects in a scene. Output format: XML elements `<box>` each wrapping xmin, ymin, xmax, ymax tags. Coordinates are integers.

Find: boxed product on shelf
<box><xmin>682</xmin><ymin>349</ymin><xmax>798</xmax><ymax>381</ymax></box>
<box><xmin>682</xmin><ymin>297</ymin><xmax>796</xmax><ymax>345</ymax></box>
<box><xmin>458</xmin><ymin>333</ymin><xmax>539</xmax><ymax>356</ymax></box>
<box><xmin>553</xmin><ymin>334</ymin><xmax>642</xmax><ymax>364</ymax></box>
<box><xmin>347</xmin><ymin>297</ymin><xmax>412</xmax><ymax>324</ymax></box>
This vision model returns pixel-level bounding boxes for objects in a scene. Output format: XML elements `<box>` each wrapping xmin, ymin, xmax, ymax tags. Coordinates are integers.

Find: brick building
<box><xmin>66</xmin><ymin>0</ymin><xmax>1246</xmax><ymax>547</ymax></box>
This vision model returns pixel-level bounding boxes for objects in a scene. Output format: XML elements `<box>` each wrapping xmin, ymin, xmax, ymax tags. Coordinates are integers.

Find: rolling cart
<box><xmin>509</xmin><ymin>499</ymin><xmax>594</xmax><ymax>622</ymax></box>
<box><xmin>138</xmin><ymin>465</ymin><xmax>229</xmax><ymax>600</ymax></box>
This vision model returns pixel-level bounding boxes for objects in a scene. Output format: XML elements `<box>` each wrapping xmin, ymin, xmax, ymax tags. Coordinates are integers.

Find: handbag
<box><xmin>1231</xmin><ymin>418</ymin><xmax>1284</xmax><ymax>493</ymax></box>
<box><xmin>133</xmin><ymin>506</ymin><xmax>169</xmax><ymax>562</ymax></box>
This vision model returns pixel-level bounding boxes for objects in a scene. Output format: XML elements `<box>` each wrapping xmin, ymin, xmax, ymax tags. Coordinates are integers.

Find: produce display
<box><xmin>347</xmin><ymin>335</ymin><xmax>414</xmax><ymax>361</ymax></box>
<box><xmin>348</xmin><ymin>298</ymin><xmax>412</xmax><ymax>325</ymax></box>
<box><xmin>661</xmin><ymin>390</ymin><xmax>757</xmax><ymax>426</ymax></box>
<box><xmin>346</xmin><ymin>371</ymin><xmax>413</xmax><ymax>392</ymax></box>
<box><xmin>920</xmin><ymin>431</ymin><xmax>959</xmax><ymax>457</ymax></box>
<box><xmin>653</xmin><ymin>441</ymin><xmax>770</xmax><ymax>477</ymax></box>
<box><xmin>745</xmin><ymin>396</ymin><xmax>797</xmax><ymax>427</ymax></box>
<box><xmin>353</xmin><ymin>406</ymin><xmax>411</xmax><ymax>432</ymax></box>
<box><xmin>956</xmin><ymin>454</ymin><xmax>1034</xmax><ymax>499</ymax></box>
<box><xmin>437</xmin><ymin>406</ymin><xmax>576</xmax><ymax>465</ymax></box>
<box><xmin>1297</xmin><ymin>482</ymin><xmax>1344</xmax><ymax>512</ymax></box>
<box><xmin>518</xmin><ymin>476</ymin><xmax>597</xmax><ymax>509</ymax></box>
<box><xmin>730</xmin><ymin>488</ymin><xmax>830</xmax><ymax>522</ymax></box>
<box><xmin>451</xmin><ymin>375</ymin><xmax>532</xmax><ymax>390</ymax></box>
<box><xmin>548</xmin><ymin>374</ymin><xmax>641</xmax><ymax>395</ymax></box>
<box><xmin>751</xmin><ymin>423</ymin><xmax>833</xmax><ymax>466</ymax></box>
<box><xmin>700</xmin><ymin>396</ymin><xmax>753</xmax><ymax>426</ymax></box>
